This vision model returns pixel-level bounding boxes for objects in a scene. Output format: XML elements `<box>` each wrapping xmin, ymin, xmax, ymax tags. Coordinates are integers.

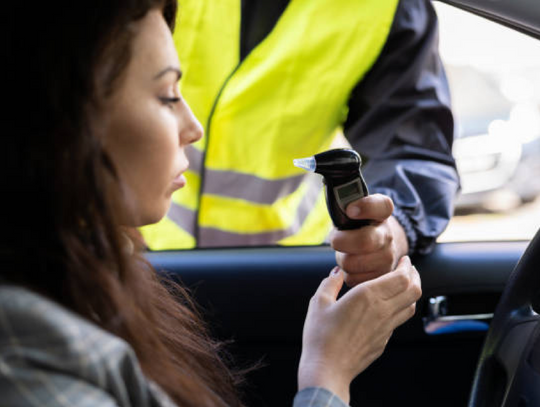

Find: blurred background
<box><xmin>434</xmin><ymin>2</ymin><xmax>540</xmax><ymax>242</ymax></box>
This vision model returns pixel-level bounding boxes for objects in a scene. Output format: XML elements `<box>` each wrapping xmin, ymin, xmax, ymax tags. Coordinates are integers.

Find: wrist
<box><xmin>298</xmin><ymin>358</ymin><xmax>351</xmax><ymax>404</ymax></box>
<box><xmin>390</xmin><ymin>210</ymin><xmax>413</xmax><ymax>256</ymax></box>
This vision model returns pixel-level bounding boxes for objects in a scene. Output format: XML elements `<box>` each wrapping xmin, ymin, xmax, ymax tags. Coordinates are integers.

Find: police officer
<box><xmin>141</xmin><ymin>0</ymin><xmax>459</xmax><ymax>282</ymax></box>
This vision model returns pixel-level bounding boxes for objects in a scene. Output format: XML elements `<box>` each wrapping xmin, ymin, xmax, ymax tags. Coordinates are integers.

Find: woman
<box><xmin>2</xmin><ymin>0</ymin><xmax>421</xmax><ymax>406</ymax></box>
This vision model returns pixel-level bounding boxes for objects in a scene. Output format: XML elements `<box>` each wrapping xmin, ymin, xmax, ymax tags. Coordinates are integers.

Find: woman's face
<box><xmin>102</xmin><ymin>9</ymin><xmax>202</xmax><ymax>227</ymax></box>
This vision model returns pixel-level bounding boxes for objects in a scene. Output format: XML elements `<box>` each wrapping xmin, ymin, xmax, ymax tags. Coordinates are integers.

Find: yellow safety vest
<box><xmin>141</xmin><ymin>0</ymin><xmax>398</xmax><ymax>249</ymax></box>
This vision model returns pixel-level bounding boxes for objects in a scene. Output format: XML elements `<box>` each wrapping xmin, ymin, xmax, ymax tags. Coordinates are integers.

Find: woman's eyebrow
<box><xmin>153</xmin><ymin>66</ymin><xmax>182</xmax><ymax>81</ymax></box>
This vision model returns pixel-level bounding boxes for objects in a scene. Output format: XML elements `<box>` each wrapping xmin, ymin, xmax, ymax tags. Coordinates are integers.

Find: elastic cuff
<box><xmin>392</xmin><ymin>206</ymin><xmax>418</xmax><ymax>256</ymax></box>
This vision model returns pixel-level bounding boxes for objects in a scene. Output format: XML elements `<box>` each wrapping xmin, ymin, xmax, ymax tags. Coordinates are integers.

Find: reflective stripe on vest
<box><xmin>141</xmin><ymin>0</ymin><xmax>398</xmax><ymax>249</ymax></box>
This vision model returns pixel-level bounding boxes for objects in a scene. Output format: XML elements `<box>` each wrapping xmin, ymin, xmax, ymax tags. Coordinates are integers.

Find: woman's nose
<box><xmin>179</xmin><ymin>98</ymin><xmax>203</xmax><ymax>145</ymax></box>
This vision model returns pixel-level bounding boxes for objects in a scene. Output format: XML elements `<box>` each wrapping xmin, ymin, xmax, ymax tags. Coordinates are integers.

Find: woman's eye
<box><xmin>160</xmin><ymin>96</ymin><xmax>181</xmax><ymax>107</ymax></box>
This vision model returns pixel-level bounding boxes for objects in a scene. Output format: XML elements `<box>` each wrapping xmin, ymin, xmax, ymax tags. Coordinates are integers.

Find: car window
<box><xmin>140</xmin><ymin>1</ymin><xmax>540</xmax><ymax>251</ymax></box>
<box><xmin>435</xmin><ymin>2</ymin><xmax>540</xmax><ymax>243</ymax></box>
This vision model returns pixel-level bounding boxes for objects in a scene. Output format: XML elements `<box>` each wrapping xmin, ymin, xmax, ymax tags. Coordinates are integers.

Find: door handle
<box><xmin>423</xmin><ymin>295</ymin><xmax>492</xmax><ymax>335</ymax></box>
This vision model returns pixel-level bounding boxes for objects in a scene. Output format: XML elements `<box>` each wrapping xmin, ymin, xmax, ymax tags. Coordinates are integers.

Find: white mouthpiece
<box><xmin>293</xmin><ymin>156</ymin><xmax>316</xmax><ymax>172</ymax></box>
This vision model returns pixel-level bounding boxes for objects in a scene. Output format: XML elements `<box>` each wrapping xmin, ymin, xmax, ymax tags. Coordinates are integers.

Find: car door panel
<box><xmin>147</xmin><ymin>241</ymin><xmax>526</xmax><ymax>406</ymax></box>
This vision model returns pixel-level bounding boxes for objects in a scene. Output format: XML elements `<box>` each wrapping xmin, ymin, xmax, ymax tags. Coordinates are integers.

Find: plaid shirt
<box><xmin>0</xmin><ymin>285</ymin><xmax>347</xmax><ymax>407</ymax></box>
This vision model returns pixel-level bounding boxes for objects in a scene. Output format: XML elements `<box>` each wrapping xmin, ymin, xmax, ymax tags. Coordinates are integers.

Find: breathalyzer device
<box><xmin>293</xmin><ymin>148</ymin><xmax>369</xmax><ymax>230</ymax></box>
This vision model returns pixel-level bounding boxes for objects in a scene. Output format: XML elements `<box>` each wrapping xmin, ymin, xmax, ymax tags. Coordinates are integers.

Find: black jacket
<box><xmin>241</xmin><ymin>0</ymin><xmax>459</xmax><ymax>254</ymax></box>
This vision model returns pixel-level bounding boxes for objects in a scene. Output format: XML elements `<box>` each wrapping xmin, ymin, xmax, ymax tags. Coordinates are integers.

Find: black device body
<box><xmin>313</xmin><ymin>149</ymin><xmax>370</xmax><ymax>230</ymax></box>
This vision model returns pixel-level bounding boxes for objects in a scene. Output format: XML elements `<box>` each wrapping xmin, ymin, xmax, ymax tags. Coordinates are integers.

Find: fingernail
<box><xmin>330</xmin><ymin>266</ymin><xmax>341</xmax><ymax>276</ymax></box>
<box><xmin>402</xmin><ymin>255</ymin><xmax>411</xmax><ymax>264</ymax></box>
<box><xmin>347</xmin><ymin>206</ymin><xmax>360</xmax><ymax>218</ymax></box>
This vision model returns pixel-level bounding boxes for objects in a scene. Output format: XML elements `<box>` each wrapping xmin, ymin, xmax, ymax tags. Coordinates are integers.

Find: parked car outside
<box><xmin>435</xmin><ymin>2</ymin><xmax>540</xmax><ymax>213</ymax></box>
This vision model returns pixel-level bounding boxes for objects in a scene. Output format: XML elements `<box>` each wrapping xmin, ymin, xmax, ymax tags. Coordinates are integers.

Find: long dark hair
<box><xmin>6</xmin><ymin>1</ymin><xmax>244</xmax><ymax>405</ymax></box>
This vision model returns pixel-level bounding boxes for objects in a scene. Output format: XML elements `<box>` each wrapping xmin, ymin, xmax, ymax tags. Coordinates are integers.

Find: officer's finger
<box><xmin>343</xmin><ymin>268</ymin><xmax>388</xmax><ymax>287</ymax></box>
<box><xmin>336</xmin><ymin>249</ymin><xmax>394</xmax><ymax>276</ymax></box>
<box><xmin>331</xmin><ymin>224</ymin><xmax>390</xmax><ymax>254</ymax></box>
<box><xmin>346</xmin><ymin>194</ymin><xmax>394</xmax><ymax>222</ymax></box>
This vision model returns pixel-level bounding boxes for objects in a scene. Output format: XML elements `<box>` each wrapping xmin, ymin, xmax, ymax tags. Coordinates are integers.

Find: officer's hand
<box><xmin>330</xmin><ymin>194</ymin><xmax>409</xmax><ymax>287</ymax></box>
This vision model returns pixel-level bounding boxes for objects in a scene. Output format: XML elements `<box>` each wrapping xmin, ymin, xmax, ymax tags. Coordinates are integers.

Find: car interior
<box><xmin>147</xmin><ymin>1</ymin><xmax>540</xmax><ymax>406</ymax></box>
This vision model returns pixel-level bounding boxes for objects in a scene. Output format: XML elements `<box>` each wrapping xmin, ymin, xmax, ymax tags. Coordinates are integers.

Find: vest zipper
<box><xmin>195</xmin><ymin>64</ymin><xmax>242</xmax><ymax>243</ymax></box>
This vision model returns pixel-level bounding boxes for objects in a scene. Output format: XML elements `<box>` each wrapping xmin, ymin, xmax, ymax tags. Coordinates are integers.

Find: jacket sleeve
<box><xmin>344</xmin><ymin>0</ymin><xmax>459</xmax><ymax>255</ymax></box>
<box><xmin>293</xmin><ymin>387</ymin><xmax>349</xmax><ymax>407</ymax></box>
<box><xmin>1</xmin><ymin>370</ymin><xmax>120</xmax><ymax>407</ymax></box>
<box><xmin>0</xmin><ymin>286</ymin><xmax>175</xmax><ymax>407</ymax></box>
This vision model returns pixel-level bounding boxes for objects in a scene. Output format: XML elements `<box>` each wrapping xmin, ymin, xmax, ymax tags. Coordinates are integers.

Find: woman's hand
<box><xmin>297</xmin><ymin>256</ymin><xmax>421</xmax><ymax>404</ymax></box>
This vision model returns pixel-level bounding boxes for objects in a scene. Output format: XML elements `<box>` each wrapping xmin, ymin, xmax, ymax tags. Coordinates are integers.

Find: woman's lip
<box><xmin>172</xmin><ymin>173</ymin><xmax>186</xmax><ymax>189</ymax></box>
